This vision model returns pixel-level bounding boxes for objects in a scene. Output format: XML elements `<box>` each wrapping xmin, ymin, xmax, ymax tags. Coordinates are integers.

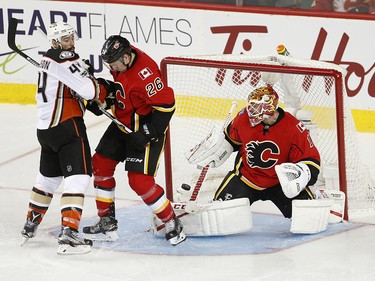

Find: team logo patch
<box><xmin>296</xmin><ymin>121</ymin><xmax>306</xmax><ymax>133</ymax></box>
<box><xmin>138</xmin><ymin>67</ymin><xmax>153</xmax><ymax>80</ymax></box>
<box><xmin>59</xmin><ymin>51</ymin><xmax>75</xmax><ymax>59</ymax></box>
<box><xmin>113</xmin><ymin>41</ymin><xmax>121</xmax><ymax>50</ymax></box>
<box><xmin>246</xmin><ymin>140</ymin><xmax>279</xmax><ymax>169</ymax></box>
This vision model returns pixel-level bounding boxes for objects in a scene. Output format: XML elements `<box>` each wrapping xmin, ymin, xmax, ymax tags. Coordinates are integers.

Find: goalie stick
<box><xmin>155</xmin><ymin>101</ymin><xmax>238</xmax><ymax>231</ymax></box>
<box><xmin>7</xmin><ymin>18</ymin><xmax>132</xmax><ymax>134</ymax></box>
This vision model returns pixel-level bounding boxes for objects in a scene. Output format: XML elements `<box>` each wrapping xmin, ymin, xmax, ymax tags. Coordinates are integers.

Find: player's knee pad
<box><xmin>92</xmin><ymin>153</ymin><xmax>118</xmax><ymax>175</ymax></box>
<box><xmin>128</xmin><ymin>171</ymin><xmax>155</xmax><ymax>196</ymax></box>
<box><xmin>92</xmin><ymin>153</ymin><xmax>117</xmax><ymax>188</ymax></box>
<box><xmin>35</xmin><ymin>171</ymin><xmax>63</xmax><ymax>194</ymax></box>
<box><xmin>64</xmin><ymin>174</ymin><xmax>91</xmax><ymax>194</ymax></box>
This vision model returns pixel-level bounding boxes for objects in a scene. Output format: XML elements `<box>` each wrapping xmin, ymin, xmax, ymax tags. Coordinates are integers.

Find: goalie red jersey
<box><xmin>225</xmin><ymin>107</ymin><xmax>321</xmax><ymax>190</ymax></box>
<box><xmin>109</xmin><ymin>46</ymin><xmax>175</xmax><ymax>132</ymax></box>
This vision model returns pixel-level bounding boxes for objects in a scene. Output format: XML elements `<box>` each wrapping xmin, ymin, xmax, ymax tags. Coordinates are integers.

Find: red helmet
<box><xmin>246</xmin><ymin>86</ymin><xmax>279</xmax><ymax>127</ymax></box>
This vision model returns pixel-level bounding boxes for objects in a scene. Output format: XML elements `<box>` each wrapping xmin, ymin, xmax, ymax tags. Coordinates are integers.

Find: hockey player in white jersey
<box><xmin>20</xmin><ymin>22</ymin><xmax>110</xmax><ymax>254</ymax></box>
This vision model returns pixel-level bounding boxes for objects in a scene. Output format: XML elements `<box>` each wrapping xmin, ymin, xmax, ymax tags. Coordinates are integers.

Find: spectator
<box><xmin>311</xmin><ymin>0</ymin><xmax>374</xmax><ymax>13</ymax></box>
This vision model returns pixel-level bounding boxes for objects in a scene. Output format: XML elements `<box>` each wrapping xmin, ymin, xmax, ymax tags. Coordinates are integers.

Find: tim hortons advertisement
<box><xmin>0</xmin><ymin>0</ymin><xmax>374</xmax><ymax>111</ymax></box>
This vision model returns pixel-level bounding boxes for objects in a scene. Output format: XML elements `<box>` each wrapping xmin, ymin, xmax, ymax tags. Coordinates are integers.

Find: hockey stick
<box><xmin>7</xmin><ymin>18</ymin><xmax>132</xmax><ymax>133</ymax></box>
<box><xmin>8</xmin><ymin>18</ymin><xmax>39</xmax><ymax>67</ymax></box>
<box><xmin>155</xmin><ymin>101</ymin><xmax>238</xmax><ymax>231</ymax></box>
<box><xmin>98</xmin><ymin>108</ymin><xmax>132</xmax><ymax>133</ymax></box>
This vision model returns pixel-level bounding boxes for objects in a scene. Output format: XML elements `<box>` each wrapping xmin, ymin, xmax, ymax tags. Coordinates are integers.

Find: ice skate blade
<box><xmin>83</xmin><ymin>230</ymin><xmax>118</xmax><ymax>242</ymax></box>
<box><xmin>20</xmin><ymin>236</ymin><xmax>29</xmax><ymax>246</ymax></box>
<box><xmin>57</xmin><ymin>244</ymin><xmax>92</xmax><ymax>255</ymax></box>
<box><xmin>168</xmin><ymin>232</ymin><xmax>186</xmax><ymax>246</ymax></box>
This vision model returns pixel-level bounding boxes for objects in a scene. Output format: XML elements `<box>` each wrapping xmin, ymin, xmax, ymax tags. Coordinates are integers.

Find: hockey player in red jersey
<box><xmin>194</xmin><ymin>86</ymin><xmax>321</xmax><ymax>219</ymax></box>
<box><xmin>84</xmin><ymin>35</ymin><xmax>186</xmax><ymax>245</ymax></box>
<box><xmin>20</xmin><ymin>22</ymin><xmax>111</xmax><ymax>254</ymax></box>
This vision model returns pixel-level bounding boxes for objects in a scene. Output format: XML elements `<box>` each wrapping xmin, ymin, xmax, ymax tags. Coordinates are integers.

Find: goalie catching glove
<box><xmin>275</xmin><ymin>162</ymin><xmax>311</xmax><ymax>198</ymax></box>
<box><xmin>185</xmin><ymin>126</ymin><xmax>233</xmax><ymax>168</ymax></box>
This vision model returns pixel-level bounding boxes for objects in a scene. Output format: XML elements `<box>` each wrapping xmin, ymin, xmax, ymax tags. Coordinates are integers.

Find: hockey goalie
<box><xmin>151</xmin><ymin>86</ymin><xmax>345</xmax><ymax>237</ymax></box>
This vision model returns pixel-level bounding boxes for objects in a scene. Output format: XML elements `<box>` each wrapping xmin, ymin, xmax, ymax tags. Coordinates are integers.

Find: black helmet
<box><xmin>101</xmin><ymin>35</ymin><xmax>131</xmax><ymax>64</ymax></box>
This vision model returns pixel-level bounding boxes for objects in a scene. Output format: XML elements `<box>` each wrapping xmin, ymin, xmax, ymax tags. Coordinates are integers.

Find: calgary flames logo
<box><xmin>245</xmin><ymin>140</ymin><xmax>279</xmax><ymax>169</ymax></box>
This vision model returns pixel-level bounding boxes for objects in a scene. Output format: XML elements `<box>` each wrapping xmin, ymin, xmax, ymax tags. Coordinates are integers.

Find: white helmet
<box><xmin>47</xmin><ymin>22</ymin><xmax>78</xmax><ymax>43</ymax></box>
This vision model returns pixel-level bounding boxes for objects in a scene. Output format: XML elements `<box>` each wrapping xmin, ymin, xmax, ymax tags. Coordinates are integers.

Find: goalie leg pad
<box><xmin>150</xmin><ymin>198</ymin><xmax>252</xmax><ymax>236</ymax></box>
<box><xmin>314</xmin><ymin>189</ymin><xmax>345</xmax><ymax>224</ymax></box>
<box><xmin>290</xmin><ymin>199</ymin><xmax>333</xmax><ymax>234</ymax></box>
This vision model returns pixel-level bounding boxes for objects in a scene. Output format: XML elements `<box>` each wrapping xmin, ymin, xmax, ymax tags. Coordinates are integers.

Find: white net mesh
<box><xmin>162</xmin><ymin>54</ymin><xmax>375</xmax><ymax>219</ymax></box>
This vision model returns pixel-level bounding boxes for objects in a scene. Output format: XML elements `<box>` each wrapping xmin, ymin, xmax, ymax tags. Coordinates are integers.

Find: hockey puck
<box><xmin>180</xmin><ymin>183</ymin><xmax>191</xmax><ymax>191</ymax></box>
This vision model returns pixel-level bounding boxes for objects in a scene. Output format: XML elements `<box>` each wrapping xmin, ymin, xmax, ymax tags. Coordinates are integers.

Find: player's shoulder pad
<box><xmin>282</xmin><ymin>111</ymin><xmax>308</xmax><ymax>134</ymax></box>
<box><xmin>44</xmin><ymin>49</ymin><xmax>79</xmax><ymax>63</ymax></box>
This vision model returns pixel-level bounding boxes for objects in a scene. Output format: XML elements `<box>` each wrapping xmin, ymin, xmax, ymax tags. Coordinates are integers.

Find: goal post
<box><xmin>160</xmin><ymin>54</ymin><xmax>375</xmax><ymax>221</ymax></box>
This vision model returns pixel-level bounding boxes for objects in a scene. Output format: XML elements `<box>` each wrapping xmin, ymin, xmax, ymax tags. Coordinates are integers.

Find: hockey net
<box><xmin>160</xmin><ymin>54</ymin><xmax>375</xmax><ymax>221</ymax></box>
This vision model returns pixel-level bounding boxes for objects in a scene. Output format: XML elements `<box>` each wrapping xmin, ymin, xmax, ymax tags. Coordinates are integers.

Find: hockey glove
<box><xmin>275</xmin><ymin>162</ymin><xmax>311</xmax><ymax>198</ymax></box>
<box><xmin>104</xmin><ymin>91</ymin><xmax>116</xmax><ymax>107</ymax></box>
<box><xmin>82</xmin><ymin>59</ymin><xmax>94</xmax><ymax>76</ymax></box>
<box><xmin>130</xmin><ymin>124</ymin><xmax>159</xmax><ymax>151</ymax></box>
<box><xmin>86</xmin><ymin>100</ymin><xmax>103</xmax><ymax>116</ymax></box>
<box><xmin>97</xmin><ymin>77</ymin><xmax>115</xmax><ymax>92</ymax></box>
<box><xmin>97</xmin><ymin>78</ymin><xmax>116</xmax><ymax>107</ymax></box>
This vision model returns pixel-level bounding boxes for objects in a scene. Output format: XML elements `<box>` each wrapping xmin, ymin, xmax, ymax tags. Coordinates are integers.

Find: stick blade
<box><xmin>8</xmin><ymin>18</ymin><xmax>19</xmax><ymax>51</ymax></box>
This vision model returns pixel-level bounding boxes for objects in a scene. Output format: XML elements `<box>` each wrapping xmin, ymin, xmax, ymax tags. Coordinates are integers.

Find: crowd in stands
<box><xmin>182</xmin><ymin>0</ymin><xmax>375</xmax><ymax>13</ymax></box>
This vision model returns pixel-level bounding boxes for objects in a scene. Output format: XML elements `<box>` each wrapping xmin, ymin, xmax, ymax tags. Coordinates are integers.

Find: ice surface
<box><xmin>1</xmin><ymin>104</ymin><xmax>375</xmax><ymax>281</ymax></box>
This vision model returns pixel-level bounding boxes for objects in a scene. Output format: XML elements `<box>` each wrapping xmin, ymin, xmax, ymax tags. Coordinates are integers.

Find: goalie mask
<box><xmin>246</xmin><ymin>86</ymin><xmax>279</xmax><ymax>127</ymax></box>
<box><xmin>101</xmin><ymin>35</ymin><xmax>131</xmax><ymax>64</ymax></box>
<box><xmin>47</xmin><ymin>22</ymin><xmax>78</xmax><ymax>44</ymax></box>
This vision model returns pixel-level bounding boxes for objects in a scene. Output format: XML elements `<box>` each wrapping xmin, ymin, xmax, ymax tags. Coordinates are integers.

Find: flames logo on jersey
<box><xmin>245</xmin><ymin>140</ymin><xmax>279</xmax><ymax>169</ymax></box>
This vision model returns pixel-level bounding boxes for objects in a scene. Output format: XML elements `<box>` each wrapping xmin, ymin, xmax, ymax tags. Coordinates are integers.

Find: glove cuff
<box><xmin>142</xmin><ymin>124</ymin><xmax>158</xmax><ymax>142</ymax></box>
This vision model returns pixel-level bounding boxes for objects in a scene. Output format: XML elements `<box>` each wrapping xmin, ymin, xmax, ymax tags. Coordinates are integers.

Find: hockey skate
<box><xmin>165</xmin><ymin>216</ymin><xmax>186</xmax><ymax>246</ymax></box>
<box><xmin>21</xmin><ymin>213</ymin><xmax>40</xmax><ymax>246</ymax></box>
<box><xmin>82</xmin><ymin>216</ymin><xmax>119</xmax><ymax>242</ymax></box>
<box><xmin>57</xmin><ymin>227</ymin><xmax>93</xmax><ymax>255</ymax></box>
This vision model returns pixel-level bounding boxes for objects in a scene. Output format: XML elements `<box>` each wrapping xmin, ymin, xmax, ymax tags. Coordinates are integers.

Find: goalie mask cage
<box><xmin>160</xmin><ymin>54</ymin><xmax>375</xmax><ymax>221</ymax></box>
